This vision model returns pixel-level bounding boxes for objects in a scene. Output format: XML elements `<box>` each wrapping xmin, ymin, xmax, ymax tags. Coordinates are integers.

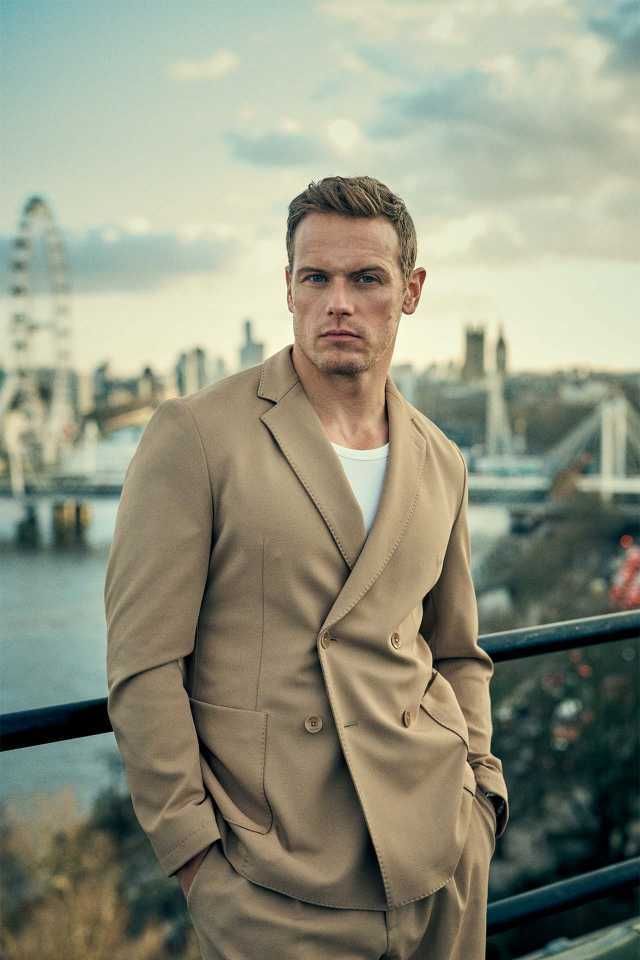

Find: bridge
<box><xmin>472</xmin><ymin>389</ymin><xmax>640</xmax><ymax>504</ymax></box>
<box><xmin>2</xmin><ymin>344</ymin><xmax>639</xmax><ymax>531</ymax></box>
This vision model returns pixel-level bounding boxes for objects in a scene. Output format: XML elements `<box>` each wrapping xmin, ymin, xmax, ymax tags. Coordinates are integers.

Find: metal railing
<box><xmin>2</xmin><ymin>608</ymin><xmax>639</xmax><ymax>938</ymax></box>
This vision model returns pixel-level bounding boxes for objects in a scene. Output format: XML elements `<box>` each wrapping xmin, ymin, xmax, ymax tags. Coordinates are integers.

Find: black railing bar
<box><xmin>1</xmin><ymin>697</ymin><xmax>110</xmax><ymax>752</ymax></box>
<box><xmin>487</xmin><ymin>856</ymin><xmax>640</xmax><ymax>934</ymax></box>
<box><xmin>482</xmin><ymin>609</ymin><xmax>640</xmax><ymax>662</ymax></box>
<box><xmin>2</xmin><ymin>610</ymin><xmax>639</xmax><ymax>752</ymax></box>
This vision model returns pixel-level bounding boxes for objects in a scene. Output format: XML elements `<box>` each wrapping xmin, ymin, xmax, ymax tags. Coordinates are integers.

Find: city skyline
<box><xmin>1</xmin><ymin>1</ymin><xmax>638</xmax><ymax>375</ymax></box>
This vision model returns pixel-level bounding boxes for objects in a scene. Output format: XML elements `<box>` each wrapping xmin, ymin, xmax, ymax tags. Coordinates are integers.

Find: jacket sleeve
<box><xmin>420</xmin><ymin>446</ymin><xmax>510</xmax><ymax>838</ymax></box>
<box><xmin>104</xmin><ymin>397</ymin><xmax>222</xmax><ymax>876</ymax></box>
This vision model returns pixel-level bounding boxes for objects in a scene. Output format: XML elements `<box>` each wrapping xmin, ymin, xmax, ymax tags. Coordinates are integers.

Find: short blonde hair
<box><xmin>286</xmin><ymin>175</ymin><xmax>417</xmax><ymax>287</ymax></box>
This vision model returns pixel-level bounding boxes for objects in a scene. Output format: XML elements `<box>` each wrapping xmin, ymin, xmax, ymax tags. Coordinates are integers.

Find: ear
<box><xmin>402</xmin><ymin>267</ymin><xmax>427</xmax><ymax>315</ymax></box>
<box><xmin>285</xmin><ymin>265</ymin><xmax>294</xmax><ymax>313</ymax></box>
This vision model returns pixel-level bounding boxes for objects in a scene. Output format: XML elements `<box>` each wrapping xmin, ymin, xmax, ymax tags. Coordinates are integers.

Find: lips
<box><xmin>321</xmin><ymin>330</ymin><xmax>360</xmax><ymax>338</ymax></box>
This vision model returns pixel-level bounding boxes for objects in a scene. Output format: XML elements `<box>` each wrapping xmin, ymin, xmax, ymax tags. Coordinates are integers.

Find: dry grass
<box><xmin>0</xmin><ymin>788</ymin><xmax>202</xmax><ymax>959</ymax></box>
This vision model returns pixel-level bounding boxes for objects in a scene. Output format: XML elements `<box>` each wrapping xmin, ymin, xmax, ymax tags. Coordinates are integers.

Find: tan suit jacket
<box><xmin>105</xmin><ymin>343</ymin><xmax>509</xmax><ymax>911</ymax></box>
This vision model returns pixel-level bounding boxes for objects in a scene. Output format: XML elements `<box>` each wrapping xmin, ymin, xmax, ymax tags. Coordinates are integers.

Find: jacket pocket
<box><xmin>185</xmin><ymin>840</ymin><xmax>217</xmax><ymax>910</ymax></box>
<box><xmin>419</xmin><ymin>669</ymin><xmax>470</xmax><ymax>751</ymax></box>
<box><xmin>189</xmin><ymin>697</ymin><xmax>273</xmax><ymax>834</ymax></box>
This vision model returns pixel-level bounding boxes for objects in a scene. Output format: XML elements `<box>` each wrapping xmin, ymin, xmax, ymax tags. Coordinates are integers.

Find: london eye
<box><xmin>0</xmin><ymin>195</ymin><xmax>75</xmax><ymax>495</ymax></box>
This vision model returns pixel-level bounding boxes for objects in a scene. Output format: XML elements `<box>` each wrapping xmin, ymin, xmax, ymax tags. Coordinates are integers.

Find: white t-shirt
<box><xmin>331</xmin><ymin>441</ymin><xmax>390</xmax><ymax>534</ymax></box>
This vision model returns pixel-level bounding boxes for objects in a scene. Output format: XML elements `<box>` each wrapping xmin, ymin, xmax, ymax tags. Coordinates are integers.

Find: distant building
<box><xmin>176</xmin><ymin>347</ymin><xmax>208</xmax><ymax>396</ymax></box>
<box><xmin>391</xmin><ymin>362</ymin><xmax>416</xmax><ymax>404</ymax></box>
<box><xmin>93</xmin><ymin>360</ymin><xmax>163</xmax><ymax>408</ymax></box>
<box><xmin>139</xmin><ymin>365</ymin><xmax>162</xmax><ymax>401</ymax></box>
<box><xmin>462</xmin><ymin>324</ymin><xmax>485</xmax><ymax>382</ymax></box>
<box><xmin>93</xmin><ymin>362</ymin><xmax>112</xmax><ymax>406</ymax></box>
<box><xmin>159</xmin><ymin>368</ymin><xmax>180</xmax><ymax>398</ymax></box>
<box><xmin>239</xmin><ymin>319</ymin><xmax>264</xmax><ymax>370</ymax></box>
<box><xmin>209</xmin><ymin>355</ymin><xmax>228</xmax><ymax>384</ymax></box>
<box><xmin>424</xmin><ymin>359</ymin><xmax>458</xmax><ymax>382</ymax></box>
<box><xmin>496</xmin><ymin>324</ymin><xmax>507</xmax><ymax>375</ymax></box>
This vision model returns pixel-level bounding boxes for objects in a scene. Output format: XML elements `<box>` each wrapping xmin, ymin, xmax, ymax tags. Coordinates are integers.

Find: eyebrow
<box><xmin>295</xmin><ymin>264</ymin><xmax>390</xmax><ymax>279</ymax></box>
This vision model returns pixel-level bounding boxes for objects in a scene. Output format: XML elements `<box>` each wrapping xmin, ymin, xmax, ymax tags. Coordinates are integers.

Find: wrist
<box><xmin>482</xmin><ymin>791</ymin><xmax>505</xmax><ymax>820</ymax></box>
<box><xmin>179</xmin><ymin>845</ymin><xmax>209</xmax><ymax>877</ymax></box>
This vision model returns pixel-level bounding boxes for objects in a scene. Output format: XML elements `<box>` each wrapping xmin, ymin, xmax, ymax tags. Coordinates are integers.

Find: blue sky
<box><xmin>1</xmin><ymin>0</ymin><xmax>638</xmax><ymax>376</ymax></box>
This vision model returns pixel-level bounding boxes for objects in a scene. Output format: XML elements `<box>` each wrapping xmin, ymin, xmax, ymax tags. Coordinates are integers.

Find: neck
<box><xmin>291</xmin><ymin>341</ymin><xmax>390</xmax><ymax>448</ymax></box>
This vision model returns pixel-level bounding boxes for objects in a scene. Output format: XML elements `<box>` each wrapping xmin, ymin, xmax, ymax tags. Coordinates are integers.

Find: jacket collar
<box><xmin>258</xmin><ymin>343</ymin><xmax>428</xmax><ymax>628</ymax></box>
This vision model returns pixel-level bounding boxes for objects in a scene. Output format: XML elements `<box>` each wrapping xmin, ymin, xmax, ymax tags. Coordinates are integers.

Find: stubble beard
<box><xmin>293</xmin><ymin>312</ymin><xmax>399</xmax><ymax>379</ymax></box>
<box><xmin>300</xmin><ymin>331</ymin><xmax>374</xmax><ymax>378</ymax></box>
<box><xmin>316</xmin><ymin>352</ymin><xmax>373</xmax><ymax>378</ymax></box>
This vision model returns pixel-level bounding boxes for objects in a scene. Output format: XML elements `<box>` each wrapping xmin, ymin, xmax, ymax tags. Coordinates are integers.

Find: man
<box><xmin>105</xmin><ymin>174</ymin><xmax>509</xmax><ymax>959</ymax></box>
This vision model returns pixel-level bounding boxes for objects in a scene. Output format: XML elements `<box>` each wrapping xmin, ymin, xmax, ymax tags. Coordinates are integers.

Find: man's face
<box><xmin>285</xmin><ymin>212</ymin><xmax>423</xmax><ymax>378</ymax></box>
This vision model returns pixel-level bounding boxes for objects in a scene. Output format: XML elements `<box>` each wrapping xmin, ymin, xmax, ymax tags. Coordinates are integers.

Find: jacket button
<box><xmin>320</xmin><ymin>630</ymin><xmax>331</xmax><ymax>649</ymax></box>
<box><xmin>390</xmin><ymin>632</ymin><xmax>401</xmax><ymax>649</ymax></box>
<box><xmin>402</xmin><ymin>708</ymin><xmax>413</xmax><ymax>727</ymax></box>
<box><xmin>305</xmin><ymin>715</ymin><xmax>323</xmax><ymax>733</ymax></box>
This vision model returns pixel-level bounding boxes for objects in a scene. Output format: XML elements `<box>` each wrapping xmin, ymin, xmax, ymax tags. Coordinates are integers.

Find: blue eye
<box><xmin>305</xmin><ymin>273</ymin><xmax>378</xmax><ymax>283</ymax></box>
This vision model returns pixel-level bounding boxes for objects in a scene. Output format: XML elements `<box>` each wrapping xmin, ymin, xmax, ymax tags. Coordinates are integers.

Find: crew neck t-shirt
<box><xmin>330</xmin><ymin>441</ymin><xmax>390</xmax><ymax>534</ymax></box>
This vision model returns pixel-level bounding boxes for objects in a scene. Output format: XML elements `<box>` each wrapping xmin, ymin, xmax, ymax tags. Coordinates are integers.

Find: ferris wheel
<box><xmin>0</xmin><ymin>195</ymin><xmax>75</xmax><ymax>494</ymax></box>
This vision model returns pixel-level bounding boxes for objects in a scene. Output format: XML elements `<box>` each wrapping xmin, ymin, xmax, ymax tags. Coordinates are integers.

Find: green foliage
<box><xmin>481</xmin><ymin>491</ymin><xmax>640</xmax><ymax>955</ymax></box>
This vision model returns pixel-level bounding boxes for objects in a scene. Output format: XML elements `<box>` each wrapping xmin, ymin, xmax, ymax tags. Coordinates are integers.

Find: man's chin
<box><xmin>295</xmin><ymin>336</ymin><xmax>372</xmax><ymax>376</ymax></box>
<box><xmin>316</xmin><ymin>354</ymin><xmax>371</xmax><ymax>377</ymax></box>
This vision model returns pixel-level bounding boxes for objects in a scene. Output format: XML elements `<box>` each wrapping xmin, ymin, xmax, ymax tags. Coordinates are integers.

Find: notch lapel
<box><xmin>260</xmin><ymin>380</ymin><xmax>367</xmax><ymax>569</ymax></box>
<box><xmin>259</xmin><ymin>346</ymin><xmax>366</xmax><ymax>569</ymax></box>
<box><xmin>258</xmin><ymin>344</ymin><xmax>428</xmax><ymax>621</ymax></box>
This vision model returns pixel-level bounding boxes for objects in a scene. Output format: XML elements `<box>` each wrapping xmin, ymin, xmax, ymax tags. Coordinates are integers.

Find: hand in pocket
<box><xmin>179</xmin><ymin>843</ymin><xmax>215</xmax><ymax>899</ymax></box>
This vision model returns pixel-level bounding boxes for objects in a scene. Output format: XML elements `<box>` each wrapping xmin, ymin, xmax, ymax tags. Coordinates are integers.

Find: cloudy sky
<box><xmin>1</xmin><ymin>0</ymin><xmax>638</xmax><ymax>378</ymax></box>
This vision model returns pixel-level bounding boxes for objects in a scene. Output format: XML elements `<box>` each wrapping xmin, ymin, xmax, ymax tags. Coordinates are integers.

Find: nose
<box><xmin>325</xmin><ymin>276</ymin><xmax>354</xmax><ymax>317</ymax></box>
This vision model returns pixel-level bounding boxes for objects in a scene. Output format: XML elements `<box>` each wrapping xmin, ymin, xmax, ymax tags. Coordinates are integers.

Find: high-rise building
<box><xmin>209</xmin><ymin>355</ymin><xmax>228</xmax><ymax>384</ymax></box>
<box><xmin>176</xmin><ymin>347</ymin><xmax>208</xmax><ymax>396</ymax></box>
<box><xmin>496</xmin><ymin>324</ymin><xmax>507</xmax><ymax>375</ymax></box>
<box><xmin>239</xmin><ymin>318</ymin><xmax>264</xmax><ymax>370</ymax></box>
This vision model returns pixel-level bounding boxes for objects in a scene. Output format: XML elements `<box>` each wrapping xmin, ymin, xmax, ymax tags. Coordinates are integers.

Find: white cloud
<box><xmin>319</xmin><ymin>0</ymin><xmax>580</xmax><ymax>60</ymax></box>
<box><xmin>7</xmin><ymin>225</ymin><xmax>241</xmax><ymax>293</ymax></box>
<box><xmin>326</xmin><ymin>117</ymin><xmax>363</xmax><ymax>155</ymax></box>
<box><xmin>341</xmin><ymin>0</ymin><xmax>638</xmax><ymax>266</ymax></box>
<box><xmin>339</xmin><ymin>50</ymin><xmax>376</xmax><ymax>74</ymax></box>
<box><xmin>477</xmin><ymin>53</ymin><xmax>522</xmax><ymax>88</ymax></box>
<box><xmin>318</xmin><ymin>0</ymin><xmax>431</xmax><ymax>40</ymax></box>
<box><xmin>122</xmin><ymin>217</ymin><xmax>151</xmax><ymax>235</ymax></box>
<box><xmin>176</xmin><ymin>222</ymin><xmax>236</xmax><ymax>243</ymax></box>
<box><xmin>278</xmin><ymin>117</ymin><xmax>302</xmax><ymax>133</ymax></box>
<box><xmin>426</xmin><ymin>11</ymin><xmax>461</xmax><ymax>44</ymax></box>
<box><xmin>238</xmin><ymin>104</ymin><xmax>257</xmax><ymax>124</ymax></box>
<box><xmin>169</xmin><ymin>49</ymin><xmax>239</xmax><ymax>80</ymax></box>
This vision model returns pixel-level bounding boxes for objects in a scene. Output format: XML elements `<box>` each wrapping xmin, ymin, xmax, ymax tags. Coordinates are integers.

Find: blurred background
<box><xmin>1</xmin><ymin>1</ymin><xmax>638</xmax><ymax>957</ymax></box>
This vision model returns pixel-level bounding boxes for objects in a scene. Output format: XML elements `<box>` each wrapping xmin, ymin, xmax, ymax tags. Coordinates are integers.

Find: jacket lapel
<box><xmin>259</xmin><ymin>346</ymin><xmax>366</xmax><ymax>569</ymax></box>
<box><xmin>321</xmin><ymin>377</ymin><xmax>427</xmax><ymax>629</ymax></box>
<box><xmin>258</xmin><ymin>344</ymin><xmax>427</xmax><ymax>623</ymax></box>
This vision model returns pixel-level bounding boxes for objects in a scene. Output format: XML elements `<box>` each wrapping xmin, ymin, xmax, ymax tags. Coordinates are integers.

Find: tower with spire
<box><xmin>496</xmin><ymin>323</ymin><xmax>507</xmax><ymax>375</ymax></box>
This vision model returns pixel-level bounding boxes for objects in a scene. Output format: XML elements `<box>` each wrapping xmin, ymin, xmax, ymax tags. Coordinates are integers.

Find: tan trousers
<box><xmin>185</xmin><ymin>789</ymin><xmax>496</xmax><ymax>960</ymax></box>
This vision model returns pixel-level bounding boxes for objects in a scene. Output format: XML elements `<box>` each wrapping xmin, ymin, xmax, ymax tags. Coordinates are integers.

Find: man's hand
<box><xmin>178</xmin><ymin>843</ymin><xmax>214</xmax><ymax>898</ymax></box>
